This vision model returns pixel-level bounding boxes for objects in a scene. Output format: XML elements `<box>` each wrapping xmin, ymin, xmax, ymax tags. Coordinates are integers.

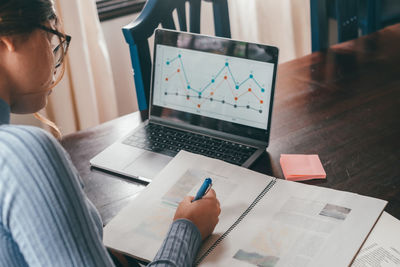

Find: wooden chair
<box><xmin>122</xmin><ymin>0</ymin><xmax>231</xmax><ymax>110</ymax></box>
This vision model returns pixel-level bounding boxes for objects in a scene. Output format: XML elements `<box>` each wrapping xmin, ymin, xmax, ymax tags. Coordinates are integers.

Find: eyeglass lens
<box><xmin>51</xmin><ymin>35</ymin><xmax>67</xmax><ymax>69</ymax></box>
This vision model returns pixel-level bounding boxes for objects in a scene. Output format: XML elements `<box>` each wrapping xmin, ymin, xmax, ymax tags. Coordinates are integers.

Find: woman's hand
<box><xmin>173</xmin><ymin>189</ymin><xmax>221</xmax><ymax>240</ymax></box>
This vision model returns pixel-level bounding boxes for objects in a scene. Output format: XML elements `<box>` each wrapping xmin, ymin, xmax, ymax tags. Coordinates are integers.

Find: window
<box><xmin>96</xmin><ymin>0</ymin><xmax>146</xmax><ymax>21</ymax></box>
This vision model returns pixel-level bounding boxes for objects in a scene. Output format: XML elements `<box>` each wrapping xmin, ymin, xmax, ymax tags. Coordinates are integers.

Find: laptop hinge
<box><xmin>149</xmin><ymin>116</ymin><xmax>268</xmax><ymax>148</ymax></box>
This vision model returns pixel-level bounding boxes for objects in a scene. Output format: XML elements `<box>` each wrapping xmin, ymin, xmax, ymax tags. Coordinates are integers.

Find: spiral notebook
<box><xmin>103</xmin><ymin>151</ymin><xmax>387</xmax><ymax>267</ymax></box>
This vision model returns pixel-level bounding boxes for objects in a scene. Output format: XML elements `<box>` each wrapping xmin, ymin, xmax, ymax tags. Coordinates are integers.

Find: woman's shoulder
<box><xmin>0</xmin><ymin>124</ymin><xmax>63</xmax><ymax>164</ymax></box>
<box><xmin>0</xmin><ymin>124</ymin><xmax>56</xmax><ymax>147</ymax></box>
<box><xmin>0</xmin><ymin>124</ymin><xmax>83</xmax><ymax>186</ymax></box>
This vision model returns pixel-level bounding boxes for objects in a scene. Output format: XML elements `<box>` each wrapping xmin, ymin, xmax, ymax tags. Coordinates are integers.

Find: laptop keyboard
<box><xmin>122</xmin><ymin>123</ymin><xmax>257</xmax><ymax>166</ymax></box>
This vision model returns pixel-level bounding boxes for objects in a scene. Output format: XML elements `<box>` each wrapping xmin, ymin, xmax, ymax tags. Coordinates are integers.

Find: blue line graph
<box><xmin>166</xmin><ymin>55</ymin><xmax>265</xmax><ymax>98</ymax></box>
<box><xmin>153</xmin><ymin>45</ymin><xmax>275</xmax><ymax>129</ymax></box>
<box><xmin>165</xmin><ymin>54</ymin><xmax>266</xmax><ymax>108</ymax></box>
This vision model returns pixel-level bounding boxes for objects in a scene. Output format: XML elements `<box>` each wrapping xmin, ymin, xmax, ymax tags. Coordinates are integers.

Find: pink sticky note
<box><xmin>280</xmin><ymin>154</ymin><xmax>326</xmax><ymax>181</ymax></box>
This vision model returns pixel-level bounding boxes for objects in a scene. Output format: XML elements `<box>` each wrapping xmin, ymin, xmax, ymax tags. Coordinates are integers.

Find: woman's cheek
<box><xmin>40</xmin><ymin>42</ymin><xmax>55</xmax><ymax>89</ymax></box>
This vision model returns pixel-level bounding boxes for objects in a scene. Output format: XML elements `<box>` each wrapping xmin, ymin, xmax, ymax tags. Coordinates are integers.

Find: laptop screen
<box><xmin>150</xmin><ymin>29</ymin><xmax>278</xmax><ymax>143</ymax></box>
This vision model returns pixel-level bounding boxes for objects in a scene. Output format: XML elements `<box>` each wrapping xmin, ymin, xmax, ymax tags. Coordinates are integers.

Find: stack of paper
<box><xmin>280</xmin><ymin>154</ymin><xmax>326</xmax><ymax>181</ymax></box>
<box><xmin>352</xmin><ymin>212</ymin><xmax>400</xmax><ymax>266</ymax></box>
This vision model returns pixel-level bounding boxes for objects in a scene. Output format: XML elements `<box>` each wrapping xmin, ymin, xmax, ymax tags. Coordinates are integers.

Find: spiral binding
<box><xmin>195</xmin><ymin>178</ymin><xmax>277</xmax><ymax>266</ymax></box>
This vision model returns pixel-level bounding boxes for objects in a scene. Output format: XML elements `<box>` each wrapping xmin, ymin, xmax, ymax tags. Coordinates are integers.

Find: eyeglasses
<box><xmin>36</xmin><ymin>24</ymin><xmax>71</xmax><ymax>69</ymax></box>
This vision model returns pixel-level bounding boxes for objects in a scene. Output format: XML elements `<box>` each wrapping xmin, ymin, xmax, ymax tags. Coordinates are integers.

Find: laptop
<box><xmin>90</xmin><ymin>29</ymin><xmax>279</xmax><ymax>183</ymax></box>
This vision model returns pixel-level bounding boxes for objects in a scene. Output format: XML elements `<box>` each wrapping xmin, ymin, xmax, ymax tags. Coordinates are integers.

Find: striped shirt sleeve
<box><xmin>0</xmin><ymin>125</ymin><xmax>203</xmax><ymax>267</ymax></box>
<box><xmin>149</xmin><ymin>219</ymin><xmax>202</xmax><ymax>267</ymax></box>
<box><xmin>0</xmin><ymin>125</ymin><xmax>115</xmax><ymax>267</ymax></box>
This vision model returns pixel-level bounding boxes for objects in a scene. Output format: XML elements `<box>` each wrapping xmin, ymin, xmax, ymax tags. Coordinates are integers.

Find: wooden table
<box><xmin>62</xmin><ymin>24</ymin><xmax>400</xmax><ymax>225</ymax></box>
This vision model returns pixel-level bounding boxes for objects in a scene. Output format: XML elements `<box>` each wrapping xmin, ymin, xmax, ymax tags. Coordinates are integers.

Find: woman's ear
<box><xmin>0</xmin><ymin>36</ymin><xmax>16</xmax><ymax>52</ymax></box>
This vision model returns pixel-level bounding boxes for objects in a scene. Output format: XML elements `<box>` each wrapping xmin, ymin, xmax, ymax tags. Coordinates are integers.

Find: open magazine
<box><xmin>103</xmin><ymin>151</ymin><xmax>387</xmax><ymax>267</ymax></box>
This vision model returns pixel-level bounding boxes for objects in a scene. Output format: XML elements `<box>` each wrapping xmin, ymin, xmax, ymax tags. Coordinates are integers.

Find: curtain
<box><xmin>43</xmin><ymin>0</ymin><xmax>119</xmax><ymax>134</ymax></box>
<box><xmin>228</xmin><ymin>0</ymin><xmax>311</xmax><ymax>63</ymax></box>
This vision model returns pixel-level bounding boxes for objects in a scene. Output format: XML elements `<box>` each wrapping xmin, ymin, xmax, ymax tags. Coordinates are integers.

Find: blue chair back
<box><xmin>311</xmin><ymin>0</ymin><xmax>400</xmax><ymax>52</ymax></box>
<box><xmin>311</xmin><ymin>0</ymin><xmax>359</xmax><ymax>52</ymax></box>
<box><xmin>368</xmin><ymin>0</ymin><xmax>400</xmax><ymax>32</ymax></box>
<box><xmin>123</xmin><ymin>0</ymin><xmax>231</xmax><ymax>110</ymax></box>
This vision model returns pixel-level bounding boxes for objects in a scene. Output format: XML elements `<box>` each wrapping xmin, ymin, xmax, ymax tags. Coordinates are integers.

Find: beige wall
<box><xmin>100</xmin><ymin>13</ymin><xmax>140</xmax><ymax>116</ymax></box>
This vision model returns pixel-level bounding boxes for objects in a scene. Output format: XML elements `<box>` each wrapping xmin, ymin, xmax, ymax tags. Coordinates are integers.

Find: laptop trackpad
<box><xmin>123</xmin><ymin>151</ymin><xmax>172</xmax><ymax>180</ymax></box>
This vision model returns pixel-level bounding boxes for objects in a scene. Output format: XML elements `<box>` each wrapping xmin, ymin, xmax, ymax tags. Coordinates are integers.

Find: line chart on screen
<box><xmin>153</xmin><ymin>45</ymin><xmax>275</xmax><ymax>129</ymax></box>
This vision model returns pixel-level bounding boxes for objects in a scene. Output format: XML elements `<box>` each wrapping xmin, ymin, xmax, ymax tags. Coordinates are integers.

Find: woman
<box><xmin>0</xmin><ymin>1</ymin><xmax>221</xmax><ymax>266</ymax></box>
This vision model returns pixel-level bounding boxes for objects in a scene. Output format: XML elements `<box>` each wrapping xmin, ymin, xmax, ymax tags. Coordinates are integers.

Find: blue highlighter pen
<box><xmin>192</xmin><ymin>178</ymin><xmax>213</xmax><ymax>202</ymax></box>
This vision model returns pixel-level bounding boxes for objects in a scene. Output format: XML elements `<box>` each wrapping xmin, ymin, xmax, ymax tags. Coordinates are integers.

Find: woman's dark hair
<box><xmin>0</xmin><ymin>0</ymin><xmax>63</xmax><ymax>139</ymax></box>
<box><xmin>0</xmin><ymin>0</ymin><xmax>57</xmax><ymax>36</ymax></box>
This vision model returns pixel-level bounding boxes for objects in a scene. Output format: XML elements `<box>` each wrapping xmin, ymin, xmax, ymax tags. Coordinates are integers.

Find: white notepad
<box><xmin>103</xmin><ymin>151</ymin><xmax>387</xmax><ymax>266</ymax></box>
